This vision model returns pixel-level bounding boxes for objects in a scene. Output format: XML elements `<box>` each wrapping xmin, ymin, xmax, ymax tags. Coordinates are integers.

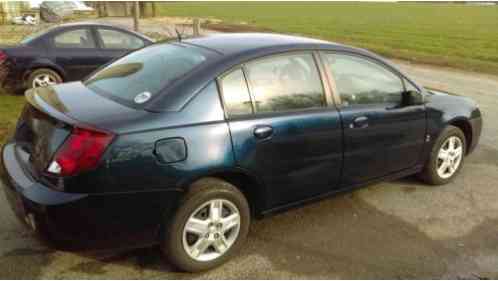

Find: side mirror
<box><xmin>402</xmin><ymin>90</ymin><xmax>424</xmax><ymax>106</ymax></box>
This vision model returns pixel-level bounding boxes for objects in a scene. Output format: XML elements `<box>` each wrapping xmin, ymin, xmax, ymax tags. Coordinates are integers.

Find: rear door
<box><xmin>49</xmin><ymin>27</ymin><xmax>102</xmax><ymax>81</ymax></box>
<box><xmin>94</xmin><ymin>27</ymin><xmax>147</xmax><ymax>65</ymax></box>
<box><xmin>219</xmin><ymin>52</ymin><xmax>343</xmax><ymax>209</ymax></box>
<box><xmin>320</xmin><ymin>52</ymin><xmax>426</xmax><ymax>186</ymax></box>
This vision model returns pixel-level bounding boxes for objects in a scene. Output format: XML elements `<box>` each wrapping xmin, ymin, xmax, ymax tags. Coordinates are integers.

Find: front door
<box><xmin>219</xmin><ymin>52</ymin><xmax>343</xmax><ymax>209</ymax></box>
<box><xmin>49</xmin><ymin>27</ymin><xmax>102</xmax><ymax>81</ymax></box>
<box><xmin>320</xmin><ymin>52</ymin><xmax>426</xmax><ymax>186</ymax></box>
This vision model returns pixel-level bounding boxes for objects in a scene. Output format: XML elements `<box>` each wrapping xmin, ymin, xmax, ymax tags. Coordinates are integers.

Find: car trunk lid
<box><xmin>14</xmin><ymin>82</ymin><xmax>136</xmax><ymax>177</ymax></box>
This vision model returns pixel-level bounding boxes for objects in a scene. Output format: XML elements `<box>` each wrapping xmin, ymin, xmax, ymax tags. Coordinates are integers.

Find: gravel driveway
<box><xmin>1</xmin><ymin>19</ymin><xmax>498</xmax><ymax>278</ymax></box>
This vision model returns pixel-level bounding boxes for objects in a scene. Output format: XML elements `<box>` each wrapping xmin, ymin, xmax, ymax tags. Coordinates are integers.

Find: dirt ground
<box><xmin>1</xmin><ymin>18</ymin><xmax>498</xmax><ymax>279</ymax></box>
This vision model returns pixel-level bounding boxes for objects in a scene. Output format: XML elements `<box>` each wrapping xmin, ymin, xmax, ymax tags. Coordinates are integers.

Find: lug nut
<box><xmin>214</xmin><ymin>233</ymin><xmax>219</xmax><ymax>239</ymax></box>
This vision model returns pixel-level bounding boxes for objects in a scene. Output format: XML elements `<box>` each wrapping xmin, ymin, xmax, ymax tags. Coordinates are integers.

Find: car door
<box><xmin>95</xmin><ymin>27</ymin><xmax>146</xmax><ymax>65</ymax></box>
<box><xmin>320</xmin><ymin>52</ymin><xmax>426</xmax><ymax>186</ymax></box>
<box><xmin>219</xmin><ymin>52</ymin><xmax>343</xmax><ymax>209</ymax></box>
<box><xmin>49</xmin><ymin>27</ymin><xmax>102</xmax><ymax>81</ymax></box>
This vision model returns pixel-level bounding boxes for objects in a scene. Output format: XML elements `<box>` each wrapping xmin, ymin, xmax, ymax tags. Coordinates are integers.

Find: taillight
<box><xmin>47</xmin><ymin>127</ymin><xmax>114</xmax><ymax>176</ymax></box>
<box><xmin>0</xmin><ymin>51</ymin><xmax>7</xmax><ymax>63</ymax></box>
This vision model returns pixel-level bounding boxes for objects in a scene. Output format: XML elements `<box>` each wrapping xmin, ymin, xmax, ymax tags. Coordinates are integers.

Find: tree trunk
<box><xmin>133</xmin><ymin>1</ymin><xmax>140</xmax><ymax>32</ymax></box>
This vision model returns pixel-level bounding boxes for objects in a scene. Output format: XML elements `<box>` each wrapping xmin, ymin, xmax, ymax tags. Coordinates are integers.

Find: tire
<box><xmin>161</xmin><ymin>178</ymin><xmax>250</xmax><ymax>272</ymax></box>
<box><xmin>26</xmin><ymin>68</ymin><xmax>62</xmax><ymax>89</ymax></box>
<box><xmin>419</xmin><ymin>125</ymin><xmax>467</xmax><ymax>185</ymax></box>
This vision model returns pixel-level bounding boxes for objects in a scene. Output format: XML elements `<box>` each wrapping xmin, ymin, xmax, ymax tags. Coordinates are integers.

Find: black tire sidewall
<box><xmin>423</xmin><ymin>126</ymin><xmax>467</xmax><ymax>185</ymax></box>
<box><xmin>162</xmin><ymin>178</ymin><xmax>250</xmax><ymax>272</ymax></box>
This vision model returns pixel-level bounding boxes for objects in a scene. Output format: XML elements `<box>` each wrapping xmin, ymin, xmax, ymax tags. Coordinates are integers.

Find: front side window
<box><xmin>220</xmin><ymin>69</ymin><xmax>253</xmax><ymax>116</ymax></box>
<box><xmin>245</xmin><ymin>53</ymin><xmax>326</xmax><ymax>113</ymax></box>
<box><xmin>323</xmin><ymin>53</ymin><xmax>404</xmax><ymax>106</ymax></box>
<box><xmin>84</xmin><ymin>43</ymin><xmax>206</xmax><ymax>105</ymax></box>
<box><xmin>53</xmin><ymin>29</ymin><xmax>96</xmax><ymax>49</ymax></box>
<box><xmin>97</xmin><ymin>29</ymin><xmax>145</xmax><ymax>50</ymax></box>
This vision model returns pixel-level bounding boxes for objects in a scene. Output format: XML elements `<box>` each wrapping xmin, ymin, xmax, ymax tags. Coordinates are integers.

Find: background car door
<box><xmin>321</xmin><ymin>52</ymin><xmax>426</xmax><ymax>186</ymax></box>
<box><xmin>220</xmin><ymin>53</ymin><xmax>343</xmax><ymax>209</ymax></box>
<box><xmin>95</xmin><ymin>27</ymin><xmax>146</xmax><ymax>65</ymax></box>
<box><xmin>49</xmin><ymin>27</ymin><xmax>101</xmax><ymax>81</ymax></box>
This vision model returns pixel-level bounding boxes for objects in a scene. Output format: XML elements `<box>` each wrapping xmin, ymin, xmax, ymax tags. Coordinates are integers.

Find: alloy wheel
<box><xmin>436</xmin><ymin>136</ymin><xmax>463</xmax><ymax>179</ymax></box>
<box><xmin>32</xmin><ymin>73</ymin><xmax>57</xmax><ymax>88</ymax></box>
<box><xmin>182</xmin><ymin>199</ymin><xmax>241</xmax><ymax>262</ymax></box>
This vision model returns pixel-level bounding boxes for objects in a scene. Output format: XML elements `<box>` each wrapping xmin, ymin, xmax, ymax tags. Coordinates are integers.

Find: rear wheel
<box><xmin>27</xmin><ymin>68</ymin><xmax>62</xmax><ymax>89</ymax></box>
<box><xmin>161</xmin><ymin>178</ymin><xmax>250</xmax><ymax>272</ymax></box>
<box><xmin>419</xmin><ymin>125</ymin><xmax>466</xmax><ymax>185</ymax></box>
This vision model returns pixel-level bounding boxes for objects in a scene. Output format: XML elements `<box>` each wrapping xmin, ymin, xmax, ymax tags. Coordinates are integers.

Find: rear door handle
<box><xmin>254</xmin><ymin>125</ymin><xmax>273</xmax><ymax>139</ymax></box>
<box><xmin>351</xmin><ymin>116</ymin><xmax>369</xmax><ymax>129</ymax></box>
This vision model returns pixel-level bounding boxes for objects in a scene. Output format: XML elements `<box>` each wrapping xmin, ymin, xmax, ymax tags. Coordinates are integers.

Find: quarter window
<box><xmin>245</xmin><ymin>53</ymin><xmax>326</xmax><ymax>113</ymax></box>
<box><xmin>53</xmin><ymin>29</ymin><xmax>96</xmax><ymax>49</ymax></box>
<box><xmin>220</xmin><ymin>69</ymin><xmax>253</xmax><ymax>116</ymax></box>
<box><xmin>323</xmin><ymin>53</ymin><xmax>404</xmax><ymax>106</ymax></box>
<box><xmin>97</xmin><ymin>29</ymin><xmax>145</xmax><ymax>50</ymax></box>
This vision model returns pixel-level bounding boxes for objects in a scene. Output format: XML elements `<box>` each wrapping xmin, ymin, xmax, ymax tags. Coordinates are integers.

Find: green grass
<box><xmin>157</xmin><ymin>2</ymin><xmax>498</xmax><ymax>74</ymax></box>
<box><xmin>0</xmin><ymin>88</ymin><xmax>25</xmax><ymax>143</ymax></box>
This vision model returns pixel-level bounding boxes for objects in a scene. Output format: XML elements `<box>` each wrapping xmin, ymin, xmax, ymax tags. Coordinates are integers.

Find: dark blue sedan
<box><xmin>1</xmin><ymin>33</ymin><xmax>482</xmax><ymax>272</ymax></box>
<box><xmin>0</xmin><ymin>22</ymin><xmax>152</xmax><ymax>91</ymax></box>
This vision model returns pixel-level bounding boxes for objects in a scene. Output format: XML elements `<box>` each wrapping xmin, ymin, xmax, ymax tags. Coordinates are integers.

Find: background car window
<box><xmin>98</xmin><ymin>29</ymin><xmax>144</xmax><ymax>50</ymax></box>
<box><xmin>221</xmin><ymin>69</ymin><xmax>253</xmax><ymax>116</ymax></box>
<box><xmin>53</xmin><ymin>29</ymin><xmax>95</xmax><ymax>49</ymax></box>
<box><xmin>323</xmin><ymin>53</ymin><xmax>404</xmax><ymax>106</ymax></box>
<box><xmin>245</xmin><ymin>53</ymin><xmax>326</xmax><ymax>113</ymax></box>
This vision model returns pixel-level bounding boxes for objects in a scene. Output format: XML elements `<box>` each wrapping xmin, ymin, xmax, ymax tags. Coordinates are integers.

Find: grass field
<box><xmin>158</xmin><ymin>2</ymin><xmax>498</xmax><ymax>74</ymax></box>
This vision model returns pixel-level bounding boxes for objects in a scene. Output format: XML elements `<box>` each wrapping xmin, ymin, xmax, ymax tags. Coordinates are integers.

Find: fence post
<box><xmin>133</xmin><ymin>1</ymin><xmax>140</xmax><ymax>32</ymax></box>
<box><xmin>193</xmin><ymin>18</ymin><xmax>201</xmax><ymax>37</ymax></box>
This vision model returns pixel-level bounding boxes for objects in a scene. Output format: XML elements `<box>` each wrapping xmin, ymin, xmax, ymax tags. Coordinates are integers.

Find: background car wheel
<box><xmin>161</xmin><ymin>177</ymin><xmax>250</xmax><ymax>272</ymax></box>
<box><xmin>27</xmin><ymin>68</ymin><xmax>62</xmax><ymax>89</ymax></box>
<box><xmin>419</xmin><ymin>125</ymin><xmax>466</xmax><ymax>185</ymax></box>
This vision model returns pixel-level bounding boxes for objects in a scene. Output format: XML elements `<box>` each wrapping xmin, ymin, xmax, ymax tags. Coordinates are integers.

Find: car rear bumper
<box><xmin>1</xmin><ymin>142</ymin><xmax>181</xmax><ymax>249</ymax></box>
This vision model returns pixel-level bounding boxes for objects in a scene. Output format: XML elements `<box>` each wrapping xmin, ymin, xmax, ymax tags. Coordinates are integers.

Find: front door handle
<box><xmin>254</xmin><ymin>125</ymin><xmax>273</xmax><ymax>139</ymax></box>
<box><xmin>351</xmin><ymin>116</ymin><xmax>369</xmax><ymax>129</ymax></box>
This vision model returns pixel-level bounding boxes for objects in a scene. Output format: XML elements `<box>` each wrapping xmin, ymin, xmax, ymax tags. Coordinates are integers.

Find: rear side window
<box><xmin>220</xmin><ymin>69</ymin><xmax>253</xmax><ymax>116</ymax></box>
<box><xmin>53</xmin><ymin>29</ymin><xmax>96</xmax><ymax>49</ymax></box>
<box><xmin>245</xmin><ymin>53</ymin><xmax>326</xmax><ymax>113</ymax></box>
<box><xmin>97</xmin><ymin>29</ymin><xmax>145</xmax><ymax>50</ymax></box>
<box><xmin>84</xmin><ymin>43</ymin><xmax>206</xmax><ymax>105</ymax></box>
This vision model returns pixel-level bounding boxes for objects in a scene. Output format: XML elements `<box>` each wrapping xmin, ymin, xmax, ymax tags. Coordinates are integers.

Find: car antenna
<box><xmin>175</xmin><ymin>28</ymin><xmax>182</xmax><ymax>42</ymax></box>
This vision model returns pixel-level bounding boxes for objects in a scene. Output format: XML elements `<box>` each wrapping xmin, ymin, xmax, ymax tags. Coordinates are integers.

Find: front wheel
<box><xmin>419</xmin><ymin>125</ymin><xmax>466</xmax><ymax>185</ymax></box>
<box><xmin>161</xmin><ymin>178</ymin><xmax>250</xmax><ymax>272</ymax></box>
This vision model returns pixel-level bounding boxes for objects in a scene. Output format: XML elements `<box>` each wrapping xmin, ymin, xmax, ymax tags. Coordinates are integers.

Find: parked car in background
<box><xmin>1</xmin><ymin>33</ymin><xmax>482</xmax><ymax>272</ymax></box>
<box><xmin>0</xmin><ymin>22</ymin><xmax>153</xmax><ymax>92</ymax></box>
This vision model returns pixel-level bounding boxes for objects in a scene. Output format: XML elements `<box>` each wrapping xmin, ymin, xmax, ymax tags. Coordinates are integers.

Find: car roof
<box><xmin>184</xmin><ymin>33</ymin><xmax>345</xmax><ymax>56</ymax></box>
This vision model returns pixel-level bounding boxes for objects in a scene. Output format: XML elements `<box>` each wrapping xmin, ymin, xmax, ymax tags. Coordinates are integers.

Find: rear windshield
<box><xmin>84</xmin><ymin>43</ymin><xmax>207</xmax><ymax>106</ymax></box>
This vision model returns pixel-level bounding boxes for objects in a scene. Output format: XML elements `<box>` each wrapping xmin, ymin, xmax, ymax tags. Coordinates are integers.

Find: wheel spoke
<box><xmin>438</xmin><ymin>161</ymin><xmax>449</xmax><ymax>175</ymax></box>
<box><xmin>438</xmin><ymin>150</ymin><xmax>449</xmax><ymax>161</ymax></box>
<box><xmin>213</xmin><ymin>236</ymin><xmax>228</xmax><ymax>253</ymax></box>
<box><xmin>221</xmin><ymin>213</ymin><xmax>240</xmax><ymax>233</ymax></box>
<box><xmin>185</xmin><ymin>217</ymin><xmax>209</xmax><ymax>235</ymax></box>
<box><xmin>190</xmin><ymin>237</ymin><xmax>211</xmax><ymax>258</ymax></box>
<box><xmin>210</xmin><ymin>200</ymin><xmax>223</xmax><ymax>221</ymax></box>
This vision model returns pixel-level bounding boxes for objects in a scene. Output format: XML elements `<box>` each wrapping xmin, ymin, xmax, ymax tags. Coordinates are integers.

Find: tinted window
<box><xmin>221</xmin><ymin>69</ymin><xmax>253</xmax><ymax>116</ymax></box>
<box><xmin>323</xmin><ymin>53</ymin><xmax>403</xmax><ymax>106</ymax></box>
<box><xmin>53</xmin><ymin>29</ymin><xmax>96</xmax><ymax>48</ymax></box>
<box><xmin>98</xmin><ymin>29</ymin><xmax>145</xmax><ymax>50</ymax></box>
<box><xmin>245</xmin><ymin>53</ymin><xmax>326</xmax><ymax>113</ymax></box>
<box><xmin>84</xmin><ymin>43</ymin><xmax>206</xmax><ymax>105</ymax></box>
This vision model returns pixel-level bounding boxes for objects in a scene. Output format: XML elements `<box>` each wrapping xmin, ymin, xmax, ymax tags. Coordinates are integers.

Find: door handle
<box><xmin>351</xmin><ymin>116</ymin><xmax>369</xmax><ymax>129</ymax></box>
<box><xmin>254</xmin><ymin>125</ymin><xmax>273</xmax><ymax>139</ymax></box>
